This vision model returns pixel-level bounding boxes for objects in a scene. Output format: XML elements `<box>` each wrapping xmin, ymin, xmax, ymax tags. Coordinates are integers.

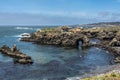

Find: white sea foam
<box><xmin>15</xmin><ymin>27</ymin><xmax>33</xmax><ymax>30</ymax></box>
<box><xmin>12</xmin><ymin>34</ymin><xmax>22</xmax><ymax>38</ymax></box>
<box><xmin>12</xmin><ymin>33</ymin><xmax>30</xmax><ymax>38</ymax></box>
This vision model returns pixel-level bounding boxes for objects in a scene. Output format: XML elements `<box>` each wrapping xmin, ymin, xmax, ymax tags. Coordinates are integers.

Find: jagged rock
<box><xmin>14</xmin><ymin>58</ymin><xmax>33</xmax><ymax>64</ymax></box>
<box><xmin>60</xmin><ymin>26</ymin><xmax>72</xmax><ymax>32</ymax></box>
<box><xmin>109</xmin><ymin>38</ymin><xmax>120</xmax><ymax>47</ymax></box>
<box><xmin>20</xmin><ymin>26</ymin><xmax>120</xmax><ymax>64</ymax></box>
<box><xmin>0</xmin><ymin>45</ymin><xmax>33</xmax><ymax>64</ymax></box>
<box><xmin>97</xmin><ymin>31</ymin><xmax>115</xmax><ymax>40</ymax></box>
<box><xmin>21</xmin><ymin>28</ymin><xmax>91</xmax><ymax>48</ymax></box>
<box><xmin>20</xmin><ymin>27</ymin><xmax>118</xmax><ymax>49</ymax></box>
<box><xmin>114</xmin><ymin>57</ymin><xmax>120</xmax><ymax>63</ymax></box>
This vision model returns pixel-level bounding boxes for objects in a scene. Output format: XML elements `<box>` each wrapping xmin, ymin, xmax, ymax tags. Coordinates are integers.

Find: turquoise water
<box><xmin>0</xmin><ymin>26</ymin><xmax>114</xmax><ymax>80</ymax></box>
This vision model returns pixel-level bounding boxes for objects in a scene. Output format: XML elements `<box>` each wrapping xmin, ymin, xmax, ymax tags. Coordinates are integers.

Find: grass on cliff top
<box><xmin>41</xmin><ymin>27</ymin><xmax>63</xmax><ymax>33</ymax></box>
<box><xmin>40</xmin><ymin>26</ymin><xmax>120</xmax><ymax>33</ymax></box>
<box><xmin>82</xmin><ymin>72</ymin><xmax>120</xmax><ymax>80</ymax></box>
<box><xmin>101</xmin><ymin>26</ymin><xmax>120</xmax><ymax>32</ymax></box>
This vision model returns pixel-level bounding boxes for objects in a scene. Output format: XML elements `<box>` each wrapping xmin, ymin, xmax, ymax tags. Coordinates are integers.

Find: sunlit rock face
<box><xmin>20</xmin><ymin>26</ymin><xmax>120</xmax><ymax>64</ymax></box>
<box><xmin>21</xmin><ymin>26</ymin><xmax>91</xmax><ymax>48</ymax></box>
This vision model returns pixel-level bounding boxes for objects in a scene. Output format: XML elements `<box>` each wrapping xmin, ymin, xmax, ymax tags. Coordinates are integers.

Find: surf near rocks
<box><xmin>21</xmin><ymin>26</ymin><xmax>92</xmax><ymax>48</ymax></box>
<box><xmin>20</xmin><ymin>26</ymin><xmax>120</xmax><ymax>63</ymax></box>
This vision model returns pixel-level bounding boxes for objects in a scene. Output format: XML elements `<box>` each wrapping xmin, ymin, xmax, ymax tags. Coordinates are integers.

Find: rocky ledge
<box><xmin>21</xmin><ymin>26</ymin><xmax>92</xmax><ymax>48</ymax></box>
<box><xmin>21</xmin><ymin>26</ymin><xmax>120</xmax><ymax>63</ymax></box>
<box><xmin>0</xmin><ymin>45</ymin><xmax>33</xmax><ymax>64</ymax></box>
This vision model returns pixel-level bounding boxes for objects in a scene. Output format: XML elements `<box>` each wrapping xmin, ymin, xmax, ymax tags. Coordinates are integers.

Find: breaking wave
<box><xmin>12</xmin><ymin>33</ymin><xmax>30</xmax><ymax>38</ymax></box>
<box><xmin>12</xmin><ymin>35</ymin><xmax>22</xmax><ymax>38</ymax></box>
<box><xmin>15</xmin><ymin>27</ymin><xmax>34</xmax><ymax>30</ymax></box>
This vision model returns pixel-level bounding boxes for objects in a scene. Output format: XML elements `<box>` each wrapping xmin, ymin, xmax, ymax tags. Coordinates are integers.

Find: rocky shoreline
<box><xmin>16</xmin><ymin>26</ymin><xmax>120</xmax><ymax>79</ymax></box>
<box><xmin>81</xmin><ymin>66</ymin><xmax>120</xmax><ymax>80</ymax></box>
<box><xmin>21</xmin><ymin>26</ymin><xmax>120</xmax><ymax>63</ymax></box>
<box><xmin>0</xmin><ymin>45</ymin><xmax>33</xmax><ymax>64</ymax></box>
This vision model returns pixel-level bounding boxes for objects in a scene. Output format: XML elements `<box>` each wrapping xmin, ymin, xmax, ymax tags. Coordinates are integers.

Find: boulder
<box><xmin>60</xmin><ymin>26</ymin><xmax>72</xmax><ymax>32</ymax></box>
<box><xmin>14</xmin><ymin>58</ymin><xmax>33</xmax><ymax>64</ymax></box>
<box><xmin>109</xmin><ymin>38</ymin><xmax>120</xmax><ymax>47</ymax></box>
<box><xmin>114</xmin><ymin>57</ymin><xmax>120</xmax><ymax>63</ymax></box>
<box><xmin>21</xmin><ymin>27</ymin><xmax>92</xmax><ymax>48</ymax></box>
<box><xmin>0</xmin><ymin>45</ymin><xmax>33</xmax><ymax>64</ymax></box>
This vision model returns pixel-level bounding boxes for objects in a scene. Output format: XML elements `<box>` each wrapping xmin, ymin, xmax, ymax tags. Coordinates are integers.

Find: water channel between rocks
<box><xmin>0</xmin><ymin>26</ymin><xmax>115</xmax><ymax>80</ymax></box>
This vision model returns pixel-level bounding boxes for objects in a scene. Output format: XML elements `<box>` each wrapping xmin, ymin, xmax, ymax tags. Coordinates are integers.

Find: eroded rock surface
<box><xmin>21</xmin><ymin>26</ymin><xmax>91</xmax><ymax>48</ymax></box>
<box><xmin>21</xmin><ymin>26</ymin><xmax>120</xmax><ymax>63</ymax></box>
<box><xmin>0</xmin><ymin>45</ymin><xmax>33</xmax><ymax>64</ymax></box>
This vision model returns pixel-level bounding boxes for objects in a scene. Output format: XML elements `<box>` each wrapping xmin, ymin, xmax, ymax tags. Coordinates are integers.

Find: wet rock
<box><xmin>21</xmin><ymin>26</ymin><xmax>93</xmax><ymax>47</ymax></box>
<box><xmin>14</xmin><ymin>58</ymin><xmax>33</xmax><ymax>64</ymax></box>
<box><xmin>21</xmin><ymin>29</ymin><xmax>91</xmax><ymax>48</ymax></box>
<box><xmin>114</xmin><ymin>57</ymin><xmax>120</xmax><ymax>63</ymax></box>
<box><xmin>0</xmin><ymin>45</ymin><xmax>33</xmax><ymax>64</ymax></box>
<box><xmin>21</xmin><ymin>33</ymin><xmax>31</xmax><ymax>38</ymax></box>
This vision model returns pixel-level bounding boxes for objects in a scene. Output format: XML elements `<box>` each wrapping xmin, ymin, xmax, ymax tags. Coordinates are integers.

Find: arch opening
<box><xmin>76</xmin><ymin>38</ymin><xmax>84</xmax><ymax>49</ymax></box>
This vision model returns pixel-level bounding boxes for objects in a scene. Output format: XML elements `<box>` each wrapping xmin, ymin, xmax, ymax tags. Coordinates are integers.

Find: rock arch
<box><xmin>76</xmin><ymin>38</ymin><xmax>84</xmax><ymax>47</ymax></box>
<box><xmin>76</xmin><ymin>36</ymin><xmax>90</xmax><ymax>48</ymax></box>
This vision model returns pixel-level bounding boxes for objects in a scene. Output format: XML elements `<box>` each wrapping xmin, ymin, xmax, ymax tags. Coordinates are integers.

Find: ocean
<box><xmin>0</xmin><ymin>26</ymin><xmax>114</xmax><ymax>80</ymax></box>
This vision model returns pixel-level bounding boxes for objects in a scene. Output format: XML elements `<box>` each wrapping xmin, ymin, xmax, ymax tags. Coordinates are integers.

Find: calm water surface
<box><xmin>0</xmin><ymin>26</ymin><xmax>114</xmax><ymax>80</ymax></box>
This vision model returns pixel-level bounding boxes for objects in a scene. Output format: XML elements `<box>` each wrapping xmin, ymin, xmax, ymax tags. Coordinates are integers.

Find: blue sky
<box><xmin>0</xmin><ymin>0</ymin><xmax>120</xmax><ymax>25</ymax></box>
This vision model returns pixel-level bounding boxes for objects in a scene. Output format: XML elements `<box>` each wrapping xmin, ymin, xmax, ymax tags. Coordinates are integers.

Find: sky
<box><xmin>0</xmin><ymin>0</ymin><xmax>120</xmax><ymax>25</ymax></box>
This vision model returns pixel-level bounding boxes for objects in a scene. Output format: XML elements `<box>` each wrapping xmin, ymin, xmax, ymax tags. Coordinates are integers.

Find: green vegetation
<box><xmin>101</xmin><ymin>26</ymin><xmax>120</xmax><ymax>32</ymax></box>
<box><xmin>82</xmin><ymin>72</ymin><xmax>120</xmax><ymax>80</ymax></box>
<box><xmin>41</xmin><ymin>27</ymin><xmax>63</xmax><ymax>33</ymax></box>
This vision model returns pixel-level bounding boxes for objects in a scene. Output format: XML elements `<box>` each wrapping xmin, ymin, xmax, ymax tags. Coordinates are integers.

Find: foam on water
<box><xmin>12</xmin><ymin>34</ymin><xmax>22</xmax><ymax>38</ymax></box>
<box><xmin>0</xmin><ymin>26</ymin><xmax>115</xmax><ymax>80</ymax></box>
<box><xmin>15</xmin><ymin>27</ymin><xmax>34</xmax><ymax>30</ymax></box>
<box><xmin>12</xmin><ymin>33</ymin><xmax>30</xmax><ymax>38</ymax></box>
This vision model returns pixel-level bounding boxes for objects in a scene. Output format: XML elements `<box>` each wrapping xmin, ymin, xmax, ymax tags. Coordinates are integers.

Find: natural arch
<box><xmin>76</xmin><ymin>38</ymin><xmax>84</xmax><ymax>48</ymax></box>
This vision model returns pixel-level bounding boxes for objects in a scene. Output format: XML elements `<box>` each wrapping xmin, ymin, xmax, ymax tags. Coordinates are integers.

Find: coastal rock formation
<box><xmin>34</xmin><ymin>32</ymin><xmax>91</xmax><ymax>48</ymax></box>
<box><xmin>109</xmin><ymin>38</ymin><xmax>120</xmax><ymax>47</ymax></box>
<box><xmin>21</xmin><ymin>26</ymin><xmax>120</xmax><ymax>63</ymax></box>
<box><xmin>0</xmin><ymin>45</ymin><xmax>33</xmax><ymax>64</ymax></box>
<box><xmin>21</xmin><ymin>26</ymin><xmax>91</xmax><ymax>48</ymax></box>
<box><xmin>96</xmin><ymin>31</ymin><xmax>115</xmax><ymax>40</ymax></box>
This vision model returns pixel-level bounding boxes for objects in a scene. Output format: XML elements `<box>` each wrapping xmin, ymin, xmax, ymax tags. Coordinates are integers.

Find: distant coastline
<box><xmin>0</xmin><ymin>21</ymin><xmax>120</xmax><ymax>28</ymax></box>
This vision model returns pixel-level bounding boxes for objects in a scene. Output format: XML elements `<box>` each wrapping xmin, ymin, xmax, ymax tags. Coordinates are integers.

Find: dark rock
<box><xmin>114</xmin><ymin>57</ymin><xmax>120</xmax><ymax>63</ymax></box>
<box><xmin>14</xmin><ymin>58</ymin><xmax>33</xmax><ymax>64</ymax></box>
<box><xmin>0</xmin><ymin>45</ymin><xmax>33</xmax><ymax>64</ymax></box>
<box><xmin>20</xmin><ymin>26</ymin><xmax>120</xmax><ymax>64</ymax></box>
<box><xmin>21</xmin><ymin>30</ymin><xmax>91</xmax><ymax>48</ymax></box>
<box><xmin>109</xmin><ymin>38</ymin><xmax>120</xmax><ymax>47</ymax></box>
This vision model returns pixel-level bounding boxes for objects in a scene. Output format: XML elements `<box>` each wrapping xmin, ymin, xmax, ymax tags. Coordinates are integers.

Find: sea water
<box><xmin>0</xmin><ymin>26</ymin><xmax>114</xmax><ymax>80</ymax></box>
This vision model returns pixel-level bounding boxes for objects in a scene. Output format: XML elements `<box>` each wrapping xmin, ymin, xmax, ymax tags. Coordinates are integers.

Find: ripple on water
<box><xmin>0</xmin><ymin>45</ymin><xmax>114</xmax><ymax>80</ymax></box>
<box><xmin>0</xmin><ymin>27</ymin><xmax>115</xmax><ymax>80</ymax></box>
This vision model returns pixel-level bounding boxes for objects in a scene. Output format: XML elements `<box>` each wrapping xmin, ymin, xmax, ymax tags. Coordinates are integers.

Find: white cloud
<box><xmin>0</xmin><ymin>11</ymin><xmax>120</xmax><ymax>25</ymax></box>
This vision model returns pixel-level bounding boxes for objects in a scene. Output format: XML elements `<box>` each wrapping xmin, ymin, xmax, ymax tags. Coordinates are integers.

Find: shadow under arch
<box><xmin>76</xmin><ymin>38</ymin><xmax>84</xmax><ymax>48</ymax></box>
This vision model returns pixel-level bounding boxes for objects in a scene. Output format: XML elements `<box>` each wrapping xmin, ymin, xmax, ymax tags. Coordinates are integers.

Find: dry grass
<box><xmin>82</xmin><ymin>72</ymin><xmax>120</xmax><ymax>80</ymax></box>
<box><xmin>101</xmin><ymin>26</ymin><xmax>120</xmax><ymax>32</ymax></box>
<box><xmin>41</xmin><ymin>27</ymin><xmax>63</xmax><ymax>33</ymax></box>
